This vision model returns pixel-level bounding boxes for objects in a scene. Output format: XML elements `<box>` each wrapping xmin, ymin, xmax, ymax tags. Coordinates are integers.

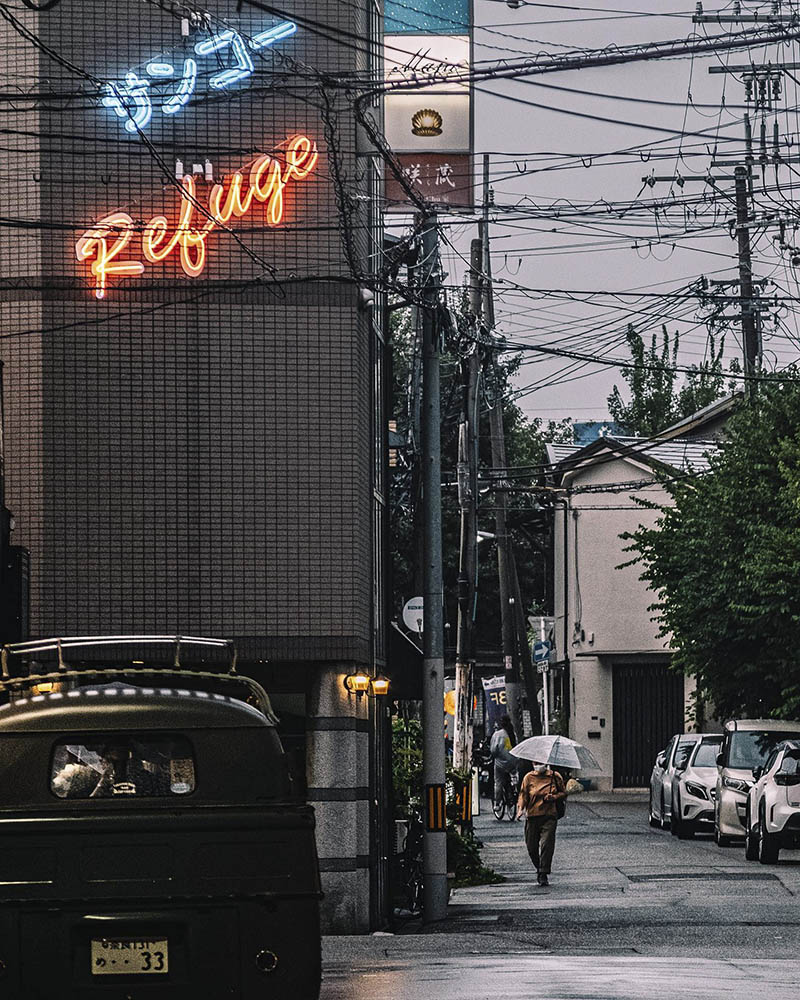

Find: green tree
<box><xmin>608</xmin><ymin>324</ymin><xmax>727</xmax><ymax>436</ymax></box>
<box><xmin>389</xmin><ymin>306</ymin><xmax>570</xmax><ymax>653</ymax></box>
<box><xmin>626</xmin><ymin>377</ymin><xmax>800</xmax><ymax>719</ymax></box>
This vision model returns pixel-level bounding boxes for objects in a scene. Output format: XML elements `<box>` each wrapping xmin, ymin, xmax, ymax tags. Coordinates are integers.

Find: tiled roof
<box><xmin>547</xmin><ymin>436</ymin><xmax>720</xmax><ymax>474</ymax></box>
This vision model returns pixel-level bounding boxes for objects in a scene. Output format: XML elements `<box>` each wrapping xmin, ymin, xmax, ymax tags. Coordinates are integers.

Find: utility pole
<box><xmin>734</xmin><ymin>165</ymin><xmax>760</xmax><ymax>394</ymax></box>
<box><xmin>420</xmin><ymin>213</ymin><xmax>447</xmax><ymax>923</ymax></box>
<box><xmin>481</xmin><ymin>155</ymin><xmax>523</xmax><ymax>741</ymax></box>
<box><xmin>453</xmin><ymin>240</ymin><xmax>483</xmax><ymax>774</ymax></box>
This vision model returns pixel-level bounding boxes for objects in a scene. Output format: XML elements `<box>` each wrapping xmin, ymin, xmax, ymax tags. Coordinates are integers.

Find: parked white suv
<box><xmin>649</xmin><ymin>733</ymin><xmax>701</xmax><ymax>829</ymax></box>
<box><xmin>714</xmin><ymin>719</ymin><xmax>800</xmax><ymax>846</ymax></box>
<box><xmin>744</xmin><ymin>740</ymin><xmax>800</xmax><ymax>864</ymax></box>
<box><xmin>670</xmin><ymin>734</ymin><xmax>722</xmax><ymax>839</ymax></box>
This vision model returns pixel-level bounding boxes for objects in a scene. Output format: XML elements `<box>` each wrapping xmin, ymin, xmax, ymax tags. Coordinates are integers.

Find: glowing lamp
<box><xmin>370</xmin><ymin>675</ymin><xmax>390</xmax><ymax>697</ymax></box>
<box><xmin>344</xmin><ymin>673</ymin><xmax>371</xmax><ymax>696</ymax></box>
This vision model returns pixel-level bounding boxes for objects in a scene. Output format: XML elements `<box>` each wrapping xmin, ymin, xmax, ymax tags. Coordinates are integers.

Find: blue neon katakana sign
<box><xmin>102</xmin><ymin>20</ymin><xmax>297</xmax><ymax>134</ymax></box>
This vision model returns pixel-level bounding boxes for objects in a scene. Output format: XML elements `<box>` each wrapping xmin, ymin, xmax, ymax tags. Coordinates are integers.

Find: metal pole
<box><xmin>453</xmin><ymin>242</ymin><xmax>483</xmax><ymax>775</ymax></box>
<box><xmin>421</xmin><ymin>213</ymin><xmax>447</xmax><ymax>923</ymax></box>
<box><xmin>541</xmin><ymin>618</ymin><xmax>550</xmax><ymax>736</ymax></box>
<box><xmin>734</xmin><ymin>165</ymin><xmax>760</xmax><ymax>395</ymax></box>
<box><xmin>482</xmin><ymin>154</ymin><xmax>522</xmax><ymax>740</ymax></box>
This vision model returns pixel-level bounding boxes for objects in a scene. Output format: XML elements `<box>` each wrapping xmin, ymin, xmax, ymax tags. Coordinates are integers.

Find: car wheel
<box><xmin>670</xmin><ymin>799</ymin><xmax>694</xmax><ymax>840</ymax></box>
<box><xmin>714</xmin><ymin>824</ymin><xmax>733</xmax><ymax>847</ymax></box>
<box><xmin>649</xmin><ymin>794</ymin><xmax>660</xmax><ymax>827</ymax></box>
<box><xmin>670</xmin><ymin>791</ymin><xmax>679</xmax><ymax>836</ymax></box>
<box><xmin>744</xmin><ymin>811</ymin><xmax>759</xmax><ymax>861</ymax></box>
<box><xmin>660</xmin><ymin>792</ymin><xmax>670</xmax><ymax>829</ymax></box>
<box><xmin>758</xmin><ymin>812</ymin><xmax>780</xmax><ymax>865</ymax></box>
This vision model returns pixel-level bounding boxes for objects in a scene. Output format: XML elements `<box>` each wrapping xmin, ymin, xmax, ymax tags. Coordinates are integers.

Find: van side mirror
<box><xmin>752</xmin><ymin>766</ymin><xmax>763</xmax><ymax>781</ymax></box>
<box><xmin>716</xmin><ymin>752</ymin><xmax>724</xmax><ymax>767</ymax></box>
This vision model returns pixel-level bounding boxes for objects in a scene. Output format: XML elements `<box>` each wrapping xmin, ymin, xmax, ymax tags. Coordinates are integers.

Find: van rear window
<box><xmin>51</xmin><ymin>736</ymin><xmax>195</xmax><ymax>798</ymax></box>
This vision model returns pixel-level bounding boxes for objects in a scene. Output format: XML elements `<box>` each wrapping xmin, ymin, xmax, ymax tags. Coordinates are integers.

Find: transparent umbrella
<box><xmin>510</xmin><ymin>734</ymin><xmax>601</xmax><ymax>772</ymax></box>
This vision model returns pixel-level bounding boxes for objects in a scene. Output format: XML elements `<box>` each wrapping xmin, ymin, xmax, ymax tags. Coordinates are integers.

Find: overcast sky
<box><xmin>422</xmin><ymin>1</ymin><xmax>800</xmax><ymax>423</ymax></box>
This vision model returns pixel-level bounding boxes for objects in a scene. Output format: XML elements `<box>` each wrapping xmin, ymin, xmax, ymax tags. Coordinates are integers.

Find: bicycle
<box><xmin>491</xmin><ymin>767</ymin><xmax>520</xmax><ymax>821</ymax></box>
<box><xmin>391</xmin><ymin>815</ymin><xmax>424</xmax><ymax>915</ymax></box>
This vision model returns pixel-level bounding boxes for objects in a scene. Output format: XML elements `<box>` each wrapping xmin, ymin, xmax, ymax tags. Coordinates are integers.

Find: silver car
<box><xmin>649</xmin><ymin>733</ymin><xmax>701</xmax><ymax>829</ymax></box>
<box><xmin>714</xmin><ymin>719</ymin><xmax>800</xmax><ymax>846</ymax></box>
<box><xmin>670</xmin><ymin>735</ymin><xmax>722</xmax><ymax>839</ymax></box>
<box><xmin>744</xmin><ymin>739</ymin><xmax>800</xmax><ymax>864</ymax></box>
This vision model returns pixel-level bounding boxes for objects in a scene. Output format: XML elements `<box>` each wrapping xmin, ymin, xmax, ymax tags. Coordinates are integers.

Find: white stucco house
<box><xmin>545</xmin><ymin>397</ymin><xmax>737</xmax><ymax>790</ymax></box>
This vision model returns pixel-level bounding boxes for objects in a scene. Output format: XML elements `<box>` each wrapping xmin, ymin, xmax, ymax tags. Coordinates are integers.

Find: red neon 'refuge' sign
<box><xmin>76</xmin><ymin>135</ymin><xmax>318</xmax><ymax>298</ymax></box>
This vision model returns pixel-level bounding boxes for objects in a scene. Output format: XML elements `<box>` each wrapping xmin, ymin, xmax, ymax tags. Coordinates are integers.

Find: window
<box><xmin>692</xmin><ymin>739</ymin><xmax>722</xmax><ymax>767</ymax></box>
<box><xmin>51</xmin><ymin>735</ymin><xmax>195</xmax><ymax>799</ymax></box>
<box><xmin>728</xmin><ymin>731</ymin><xmax>800</xmax><ymax>769</ymax></box>
<box><xmin>779</xmin><ymin>752</ymin><xmax>800</xmax><ymax>777</ymax></box>
<box><xmin>673</xmin><ymin>740</ymin><xmax>695</xmax><ymax>771</ymax></box>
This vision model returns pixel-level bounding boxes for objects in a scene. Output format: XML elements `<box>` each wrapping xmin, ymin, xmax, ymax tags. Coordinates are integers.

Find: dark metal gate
<box><xmin>612</xmin><ymin>660</ymin><xmax>684</xmax><ymax>788</ymax></box>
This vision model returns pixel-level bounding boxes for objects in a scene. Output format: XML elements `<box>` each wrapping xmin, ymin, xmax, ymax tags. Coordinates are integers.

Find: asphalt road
<box><xmin>322</xmin><ymin>793</ymin><xmax>800</xmax><ymax>999</ymax></box>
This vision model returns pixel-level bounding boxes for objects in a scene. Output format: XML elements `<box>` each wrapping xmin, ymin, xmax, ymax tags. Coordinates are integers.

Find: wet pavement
<box><xmin>322</xmin><ymin>793</ymin><xmax>800</xmax><ymax>998</ymax></box>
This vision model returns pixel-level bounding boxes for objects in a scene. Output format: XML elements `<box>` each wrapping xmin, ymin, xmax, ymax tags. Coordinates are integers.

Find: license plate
<box><xmin>91</xmin><ymin>938</ymin><xmax>168</xmax><ymax>975</ymax></box>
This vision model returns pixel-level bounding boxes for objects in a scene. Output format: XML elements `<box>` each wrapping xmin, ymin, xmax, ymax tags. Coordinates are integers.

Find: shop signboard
<box><xmin>383</xmin><ymin>0</ymin><xmax>473</xmax><ymax>210</ymax></box>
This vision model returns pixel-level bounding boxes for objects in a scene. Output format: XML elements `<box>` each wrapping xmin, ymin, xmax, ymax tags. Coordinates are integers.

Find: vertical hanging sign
<box><xmin>383</xmin><ymin>0</ymin><xmax>473</xmax><ymax>210</ymax></box>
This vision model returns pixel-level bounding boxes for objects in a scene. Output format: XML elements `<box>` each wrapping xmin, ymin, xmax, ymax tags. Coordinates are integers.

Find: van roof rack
<box><xmin>0</xmin><ymin>635</ymin><xmax>275</xmax><ymax>721</ymax></box>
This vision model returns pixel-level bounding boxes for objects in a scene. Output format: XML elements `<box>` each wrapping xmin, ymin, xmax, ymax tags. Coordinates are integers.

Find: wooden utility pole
<box><xmin>480</xmin><ymin>155</ymin><xmax>523</xmax><ymax>741</ymax></box>
<box><xmin>734</xmin><ymin>166</ymin><xmax>761</xmax><ymax>395</ymax></box>
<box><xmin>453</xmin><ymin>241</ymin><xmax>482</xmax><ymax>774</ymax></box>
<box><xmin>420</xmin><ymin>213</ymin><xmax>447</xmax><ymax>923</ymax></box>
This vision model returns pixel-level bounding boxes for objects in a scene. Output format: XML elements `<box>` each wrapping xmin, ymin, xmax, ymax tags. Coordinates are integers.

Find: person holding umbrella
<box><xmin>515</xmin><ymin>760</ymin><xmax>567</xmax><ymax>886</ymax></box>
<box><xmin>512</xmin><ymin>735</ymin><xmax>601</xmax><ymax>887</ymax></box>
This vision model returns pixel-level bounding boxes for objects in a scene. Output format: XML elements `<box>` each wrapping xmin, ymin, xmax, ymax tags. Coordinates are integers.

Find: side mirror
<box><xmin>752</xmin><ymin>766</ymin><xmax>763</xmax><ymax>781</ymax></box>
<box><xmin>716</xmin><ymin>752</ymin><xmax>724</xmax><ymax>767</ymax></box>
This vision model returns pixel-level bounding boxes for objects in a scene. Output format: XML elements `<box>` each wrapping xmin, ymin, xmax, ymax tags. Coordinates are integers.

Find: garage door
<box><xmin>612</xmin><ymin>661</ymin><xmax>684</xmax><ymax>788</ymax></box>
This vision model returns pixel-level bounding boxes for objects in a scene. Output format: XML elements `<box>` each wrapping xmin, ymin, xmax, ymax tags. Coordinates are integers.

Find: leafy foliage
<box><xmin>391</xmin><ymin>716</ymin><xmax>503</xmax><ymax>886</ymax></box>
<box><xmin>608</xmin><ymin>324</ymin><xmax>729</xmax><ymax>436</ymax></box>
<box><xmin>389</xmin><ymin>305</ymin><xmax>571</xmax><ymax>650</ymax></box>
<box><xmin>626</xmin><ymin>378</ymin><xmax>800</xmax><ymax>719</ymax></box>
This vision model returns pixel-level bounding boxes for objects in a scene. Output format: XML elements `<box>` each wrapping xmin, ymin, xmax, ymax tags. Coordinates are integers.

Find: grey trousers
<box><xmin>524</xmin><ymin>815</ymin><xmax>557</xmax><ymax>874</ymax></box>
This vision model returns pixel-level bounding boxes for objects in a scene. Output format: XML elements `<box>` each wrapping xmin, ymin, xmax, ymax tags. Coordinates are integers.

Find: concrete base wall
<box><xmin>306</xmin><ymin>664</ymin><xmax>372</xmax><ymax>934</ymax></box>
<box><xmin>569</xmin><ymin>657</ymin><xmax>614</xmax><ymax>790</ymax></box>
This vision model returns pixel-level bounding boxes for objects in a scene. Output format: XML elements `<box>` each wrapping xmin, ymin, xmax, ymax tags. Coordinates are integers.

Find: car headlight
<box><xmin>722</xmin><ymin>776</ymin><xmax>751</xmax><ymax>794</ymax></box>
<box><xmin>684</xmin><ymin>781</ymin><xmax>709</xmax><ymax>801</ymax></box>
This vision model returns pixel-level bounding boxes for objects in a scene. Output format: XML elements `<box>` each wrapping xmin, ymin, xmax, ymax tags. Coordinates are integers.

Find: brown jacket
<box><xmin>517</xmin><ymin>769</ymin><xmax>567</xmax><ymax>819</ymax></box>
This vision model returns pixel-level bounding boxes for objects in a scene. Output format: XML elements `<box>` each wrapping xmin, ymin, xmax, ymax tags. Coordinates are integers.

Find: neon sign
<box><xmin>103</xmin><ymin>20</ymin><xmax>297</xmax><ymax>133</ymax></box>
<box><xmin>76</xmin><ymin>135</ymin><xmax>318</xmax><ymax>298</ymax></box>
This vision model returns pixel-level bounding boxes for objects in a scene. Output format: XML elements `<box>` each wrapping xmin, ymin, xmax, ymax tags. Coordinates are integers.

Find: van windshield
<box><xmin>728</xmin><ymin>731</ymin><xmax>800</xmax><ymax>769</ymax></box>
<box><xmin>51</xmin><ymin>735</ymin><xmax>195</xmax><ymax>799</ymax></box>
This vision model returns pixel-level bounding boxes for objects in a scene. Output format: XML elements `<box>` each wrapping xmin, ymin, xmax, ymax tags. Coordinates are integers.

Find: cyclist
<box><xmin>490</xmin><ymin>714</ymin><xmax>518</xmax><ymax>816</ymax></box>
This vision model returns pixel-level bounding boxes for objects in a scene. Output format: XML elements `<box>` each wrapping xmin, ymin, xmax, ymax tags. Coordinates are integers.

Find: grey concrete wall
<box><xmin>307</xmin><ymin>665</ymin><xmax>373</xmax><ymax>932</ymax></box>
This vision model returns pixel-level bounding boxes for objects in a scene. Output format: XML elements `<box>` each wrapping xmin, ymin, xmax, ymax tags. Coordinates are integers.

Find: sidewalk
<box><xmin>321</xmin><ymin>793</ymin><xmax>800</xmax><ymax>998</ymax></box>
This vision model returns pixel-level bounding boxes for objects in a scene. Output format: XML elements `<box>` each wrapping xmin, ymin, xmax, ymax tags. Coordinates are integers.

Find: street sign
<box><xmin>402</xmin><ymin>597</ymin><xmax>424</xmax><ymax>633</ymax></box>
<box><xmin>532</xmin><ymin>640</ymin><xmax>552</xmax><ymax>663</ymax></box>
<box><xmin>537</xmin><ymin>662</ymin><xmax>551</xmax><ymax>674</ymax></box>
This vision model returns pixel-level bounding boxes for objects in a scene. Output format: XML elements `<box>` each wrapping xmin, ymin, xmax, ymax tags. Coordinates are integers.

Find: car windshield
<box><xmin>673</xmin><ymin>741</ymin><xmax>695</xmax><ymax>770</ymax></box>
<box><xmin>692</xmin><ymin>740</ymin><xmax>723</xmax><ymax>767</ymax></box>
<box><xmin>728</xmin><ymin>731</ymin><xmax>800</xmax><ymax>769</ymax></box>
<box><xmin>51</xmin><ymin>734</ymin><xmax>195</xmax><ymax>799</ymax></box>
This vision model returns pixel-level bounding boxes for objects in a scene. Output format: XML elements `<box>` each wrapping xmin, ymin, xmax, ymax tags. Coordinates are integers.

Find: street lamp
<box><xmin>343</xmin><ymin>672</ymin><xmax>370</xmax><ymax>697</ymax></box>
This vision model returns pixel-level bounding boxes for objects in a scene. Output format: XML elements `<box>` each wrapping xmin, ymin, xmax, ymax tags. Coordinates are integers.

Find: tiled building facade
<box><xmin>0</xmin><ymin>0</ymin><xmax>388</xmax><ymax>931</ymax></box>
